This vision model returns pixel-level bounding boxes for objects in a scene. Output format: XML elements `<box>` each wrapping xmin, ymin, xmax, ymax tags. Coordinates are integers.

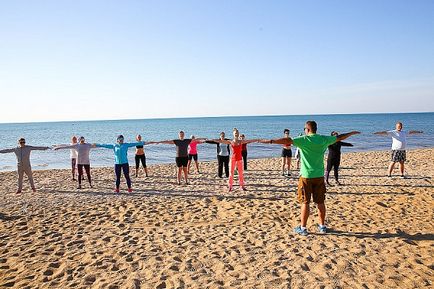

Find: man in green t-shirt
<box><xmin>263</xmin><ymin>121</ymin><xmax>360</xmax><ymax>236</ymax></box>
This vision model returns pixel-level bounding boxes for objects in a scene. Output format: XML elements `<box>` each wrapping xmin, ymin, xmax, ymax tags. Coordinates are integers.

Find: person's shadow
<box><xmin>317</xmin><ymin>228</ymin><xmax>434</xmax><ymax>245</ymax></box>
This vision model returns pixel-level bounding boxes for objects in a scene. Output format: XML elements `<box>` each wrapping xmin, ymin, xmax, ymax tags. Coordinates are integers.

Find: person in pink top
<box><xmin>210</xmin><ymin>128</ymin><xmax>259</xmax><ymax>192</ymax></box>
<box><xmin>187</xmin><ymin>135</ymin><xmax>205</xmax><ymax>174</ymax></box>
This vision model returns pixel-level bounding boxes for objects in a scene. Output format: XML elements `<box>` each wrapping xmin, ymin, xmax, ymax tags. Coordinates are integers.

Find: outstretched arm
<box><xmin>96</xmin><ymin>144</ymin><xmax>114</xmax><ymax>149</ymax></box>
<box><xmin>260</xmin><ymin>138</ymin><xmax>293</xmax><ymax>145</ymax></box>
<box><xmin>241</xmin><ymin>139</ymin><xmax>261</xmax><ymax>144</ymax></box>
<box><xmin>153</xmin><ymin>140</ymin><xmax>175</xmax><ymax>145</ymax></box>
<box><xmin>409</xmin><ymin>130</ymin><xmax>423</xmax><ymax>134</ymax></box>
<box><xmin>336</xmin><ymin>131</ymin><xmax>360</xmax><ymax>142</ymax></box>
<box><xmin>0</xmin><ymin>148</ymin><xmax>15</xmax><ymax>154</ymax></box>
<box><xmin>29</xmin><ymin>145</ymin><xmax>50</xmax><ymax>151</ymax></box>
<box><xmin>209</xmin><ymin>139</ymin><xmax>231</xmax><ymax>145</ymax></box>
<box><xmin>373</xmin><ymin>131</ymin><xmax>388</xmax><ymax>135</ymax></box>
<box><xmin>340</xmin><ymin>142</ymin><xmax>354</xmax><ymax>147</ymax></box>
<box><xmin>53</xmin><ymin>144</ymin><xmax>75</xmax><ymax>150</ymax></box>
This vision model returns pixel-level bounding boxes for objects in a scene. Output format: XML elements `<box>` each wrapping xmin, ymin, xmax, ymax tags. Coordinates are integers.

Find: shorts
<box><xmin>175</xmin><ymin>157</ymin><xmax>189</xmax><ymax>167</ymax></box>
<box><xmin>188</xmin><ymin>154</ymin><xmax>198</xmax><ymax>161</ymax></box>
<box><xmin>71</xmin><ymin>158</ymin><xmax>77</xmax><ymax>168</ymax></box>
<box><xmin>297</xmin><ymin>177</ymin><xmax>326</xmax><ymax>204</ymax></box>
<box><xmin>391</xmin><ymin>150</ymin><xmax>406</xmax><ymax>162</ymax></box>
<box><xmin>281</xmin><ymin>148</ymin><xmax>292</xmax><ymax>158</ymax></box>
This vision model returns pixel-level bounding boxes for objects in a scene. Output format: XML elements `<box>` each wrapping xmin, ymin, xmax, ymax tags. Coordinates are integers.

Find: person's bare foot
<box><xmin>241</xmin><ymin>186</ymin><xmax>247</xmax><ymax>191</ymax></box>
<box><xmin>32</xmin><ymin>188</ymin><xmax>37</xmax><ymax>193</ymax></box>
<box><xmin>16</xmin><ymin>190</ymin><xmax>22</xmax><ymax>194</ymax></box>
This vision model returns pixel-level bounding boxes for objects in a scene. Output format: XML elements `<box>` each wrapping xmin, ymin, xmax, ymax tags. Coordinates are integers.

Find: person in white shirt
<box><xmin>69</xmin><ymin>136</ymin><xmax>78</xmax><ymax>181</ymax></box>
<box><xmin>374</xmin><ymin>122</ymin><xmax>423</xmax><ymax>178</ymax></box>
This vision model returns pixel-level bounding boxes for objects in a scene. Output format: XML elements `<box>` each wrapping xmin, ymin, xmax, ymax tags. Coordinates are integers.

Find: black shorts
<box><xmin>176</xmin><ymin>157</ymin><xmax>189</xmax><ymax>167</ymax></box>
<box><xmin>281</xmin><ymin>148</ymin><xmax>292</xmax><ymax>158</ymax></box>
<box><xmin>391</xmin><ymin>150</ymin><xmax>406</xmax><ymax>162</ymax></box>
<box><xmin>188</xmin><ymin>154</ymin><xmax>198</xmax><ymax>161</ymax></box>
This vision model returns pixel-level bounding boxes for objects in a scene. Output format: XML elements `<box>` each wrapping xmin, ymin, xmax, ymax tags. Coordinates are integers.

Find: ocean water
<box><xmin>0</xmin><ymin>113</ymin><xmax>433</xmax><ymax>171</ymax></box>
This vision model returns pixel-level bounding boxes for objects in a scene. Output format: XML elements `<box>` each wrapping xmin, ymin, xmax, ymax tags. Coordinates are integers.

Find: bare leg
<box><xmin>281</xmin><ymin>157</ymin><xmax>286</xmax><ymax>175</ymax></box>
<box><xmin>287</xmin><ymin>157</ymin><xmax>292</xmax><ymax>175</ymax></box>
<box><xmin>300</xmin><ymin>203</ymin><xmax>310</xmax><ymax>227</ymax></box>
<box><xmin>399</xmin><ymin>161</ymin><xmax>405</xmax><ymax>176</ymax></box>
<box><xmin>183</xmin><ymin>166</ymin><xmax>189</xmax><ymax>184</ymax></box>
<box><xmin>187</xmin><ymin>160</ymin><xmax>192</xmax><ymax>174</ymax></box>
<box><xmin>317</xmin><ymin>203</ymin><xmax>326</xmax><ymax>226</ymax></box>
<box><xmin>177</xmin><ymin>167</ymin><xmax>182</xmax><ymax>184</ymax></box>
<box><xmin>387</xmin><ymin>162</ymin><xmax>395</xmax><ymax>176</ymax></box>
<box><xmin>195</xmin><ymin>160</ymin><xmax>199</xmax><ymax>173</ymax></box>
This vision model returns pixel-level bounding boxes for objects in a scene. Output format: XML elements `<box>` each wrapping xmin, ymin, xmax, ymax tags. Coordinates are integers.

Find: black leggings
<box><xmin>242</xmin><ymin>151</ymin><xmax>248</xmax><ymax>170</ymax></box>
<box><xmin>135</xmin><ymin>154</ymin><xmax>147</xmax><ymax>170</ymax></box>
<box><xmin>326</xmin><ymin>156</ymin><xmax>340</xmax><ymax>181</ymax></box>
<box><xmin>217</xmin><ymin>155</ymin><xmax>229</xmax><ymax>178</ymax></box>
<box><xmin>77</xmin><ymin>164</ymin><xmax>91</xmax><ymax>185</ymax></box>
<box><xmin>115</xmin><ymin>163</ymin><xmax>131</xmax><ymax>189</ymax></box>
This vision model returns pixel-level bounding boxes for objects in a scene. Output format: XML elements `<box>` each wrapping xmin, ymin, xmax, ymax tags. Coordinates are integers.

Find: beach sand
<box><xmin>0</xmin><ymin>148</ymin><xmax>433</xmax><ymax>288</ymax></box>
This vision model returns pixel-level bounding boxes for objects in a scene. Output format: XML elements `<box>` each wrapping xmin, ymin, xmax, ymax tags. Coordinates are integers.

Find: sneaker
<box><xmin>318</xmin><ymin>225</ymin><xmax>327</xmax><ymax>234</ymax></box>
<box><xmin>400</xmin><ymin>175</ymin><xmax>406</xmax><ymax>179</ymax></box>
<box><xmin>287</xmin><ymin>172</ymin><xmax>291</xmax><ymax>176</ymax></box>
<box><xmin>294</xmin><ymin>226</ymin><xmax>308</xmax><ymax>236</ymax></box>
<box><xmin>77</xmin><ymin>185</ymin><xmax>82</xmax><ymax>189</ymax></box>
<box><xmin>128</xmin><ymin>188</ymin><xmax>133</xmax><ymax>193</ymax></box>
<box><xmin>387</xmin><ymin>175</ymin><xmax>392</xmax><ymax>178</ymax></box>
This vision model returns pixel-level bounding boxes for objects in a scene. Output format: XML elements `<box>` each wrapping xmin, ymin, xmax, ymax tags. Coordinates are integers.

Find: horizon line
<box><xmin>0</xmin><ymin>111</ymin><xmax>432</xmax><ymax>125</ymax></box>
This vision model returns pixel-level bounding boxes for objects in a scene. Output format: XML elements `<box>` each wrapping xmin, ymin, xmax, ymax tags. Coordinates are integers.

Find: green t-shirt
<box><xmin>293</xmin><ymin>134</ymin><xmax>337</xmax><ymax>178</ymax></box>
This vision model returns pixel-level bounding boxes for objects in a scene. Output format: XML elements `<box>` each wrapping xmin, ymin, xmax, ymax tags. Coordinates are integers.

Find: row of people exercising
<box><xmin>2</xmin><ymin>123</ymin><xmax>420</xmax><ymax>194</ymax></box>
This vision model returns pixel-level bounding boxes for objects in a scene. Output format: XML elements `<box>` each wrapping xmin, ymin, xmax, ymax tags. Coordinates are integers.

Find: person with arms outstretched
<box><xmin>134</xmin><ymin>134</ymin><xmax>149</xmax><ymax>178</ymax></box>
<box><xmin>187</xmin><ymin>135</ymin><xmax>205</xmax><ymax>174</ymax></box>
<box><xmin>210</xmin><ymin>128</ymin><xmax>260</xmax><ymax>192</ymax></box>
<box><xmin>281</xmin><ymin>129</ymin><xmax>293</xmax><ymax>176</ymax></box>
<box><xmin>374</xmin><ymin>122</ymin><xmax>423</xmax><ymax>178</ymax></box>
<box><xmin>154</xmin><ymin>131</ymin><xmax>205</xmax><ymax>185</ymax></box>
<box><xmin>262</xmin><ymin>121</ymin><xmax>360</xmax><ymax>236</ymax></box>
<box><xmin>325</xmin><ymin>131</ymin><xmax>354</xmax><ymax>186</ymax></box>
<box><xmin>206</xmin><ymin>132</ymin><xmax>231</xmax><ymax>178</ymax></box>
<box><xmin>97</xmin><ymin>135</ymin><xmax>149</xmax><ymax>193</ymax></box>
<box><xmin>54</xmin><ymin>136</ymin><xmax>96</xmax><ymax>189</ymax></box>
<box><xmin>0</xmin><ymin>138</ymin><xmax>50</xmax><ymax>193</ymax></box>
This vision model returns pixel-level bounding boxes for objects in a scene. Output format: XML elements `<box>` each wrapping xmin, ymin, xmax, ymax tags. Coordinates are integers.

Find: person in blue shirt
<box><xmin>97</xmin><ymin>135</ymin><xmax>148</xmax><ymax>193</ymax></box>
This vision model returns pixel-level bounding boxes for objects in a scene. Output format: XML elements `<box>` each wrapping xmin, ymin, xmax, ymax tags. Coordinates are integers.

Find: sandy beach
<box><xmin>0</xmin><ymin>148</ymin><xmax>433</xmax><ymax>288</ymax></box>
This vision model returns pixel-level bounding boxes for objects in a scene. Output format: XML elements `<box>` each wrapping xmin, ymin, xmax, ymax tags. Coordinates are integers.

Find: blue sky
<box><xmin>1</xmin><ymin>0</ymin><xmax>433</xmax><ymax>123</ymax></box>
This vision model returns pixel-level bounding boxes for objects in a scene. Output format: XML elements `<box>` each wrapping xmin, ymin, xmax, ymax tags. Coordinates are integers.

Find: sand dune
<box><xmin>0</xmin><ymin>148</ymin><xmax>433</xmax><ymax>288</ymax></box>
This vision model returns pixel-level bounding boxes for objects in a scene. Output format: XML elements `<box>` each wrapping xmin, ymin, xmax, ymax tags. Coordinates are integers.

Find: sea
<box><xmin>0</xmin><ymin>113</ymin><xmax>433</xmax><ymax>172</ymax></box>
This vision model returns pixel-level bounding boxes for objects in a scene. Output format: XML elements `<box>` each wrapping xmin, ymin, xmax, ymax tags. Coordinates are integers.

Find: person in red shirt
<box><xmin>210</xmin><ymin>128</ymin><xmax>259</xmax><ymax>192</ymax></box>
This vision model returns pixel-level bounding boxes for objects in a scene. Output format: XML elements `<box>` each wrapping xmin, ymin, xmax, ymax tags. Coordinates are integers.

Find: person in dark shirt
<box><xmin>206</xmin><ymin>132</ymin><xmax>231</xmax><ymax>178</ymax></box>
<box><xmin>155</xmin><ymin>131</ymin><xmax>205</xmax><ymax>185</ymax></box>
<box><xmin>325</xmin><ymin>131</ymin><xmax>353</xmax><ymax>186</ymax></box>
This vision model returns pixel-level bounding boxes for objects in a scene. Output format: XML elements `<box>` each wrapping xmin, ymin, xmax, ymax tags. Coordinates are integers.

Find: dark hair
<box><xmin>306</xmin><ymin>121</ymin><xmax>317</xmax><ymax>133</ymax></box>
<box><xmin>117</xmin><ymin>135</ymin><xmax>124</xmax><ymax>140</ymax></box>
<box><xmin>284</xmin><ymin>129</ymin><xmax>290</xmax><ymax>134</ymax></box>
